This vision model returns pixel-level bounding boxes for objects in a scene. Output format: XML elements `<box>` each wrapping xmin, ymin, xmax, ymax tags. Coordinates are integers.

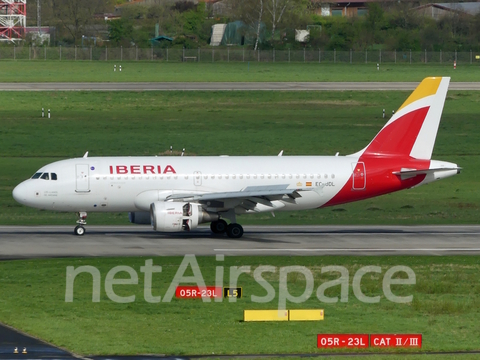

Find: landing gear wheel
<box><xmin>210</xmin><ymin>219</ymin><xmax>228</xmax><ymax>234</ymax></box>
<box><xmin>226</xmin><ymin>223</ymin><xmax>244</xmax><ymax>239</ymax></box>
<box><xmin>74</xmin><ymin>225</ymin><xmax>85</xmax><ymax>236</ymax></box>
<box><xmin>75</xmin><ymin>212</ymin><xmax>87</xmax><ymax>236</ymax></box>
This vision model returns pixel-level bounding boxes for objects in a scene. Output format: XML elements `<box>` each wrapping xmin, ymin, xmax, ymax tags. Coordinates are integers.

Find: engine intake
<box><xmin>150</xmin><ymin>202</ymin><xmax>218</xmax><ymax>232</ymax></box>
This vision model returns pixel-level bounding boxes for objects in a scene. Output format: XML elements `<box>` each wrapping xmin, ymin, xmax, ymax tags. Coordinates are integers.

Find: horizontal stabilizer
<box><xmin>393</xmin><ymin>167</ymin><xmax>461</xmax><ymax>180</ymax></box>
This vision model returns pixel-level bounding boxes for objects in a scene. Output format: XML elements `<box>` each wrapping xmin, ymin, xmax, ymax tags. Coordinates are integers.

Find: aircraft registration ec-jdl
<box><xmin>13</xmin><ymin>77</ymin><xmax>460</xmax><ymax>238</ymax></box>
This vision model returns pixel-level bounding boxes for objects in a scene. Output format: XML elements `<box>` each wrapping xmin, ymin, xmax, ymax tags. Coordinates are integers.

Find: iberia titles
<box><xmin>109</xmin><ymin>165</ymin><xmax>176</xmax><ymax>174</ymax></box>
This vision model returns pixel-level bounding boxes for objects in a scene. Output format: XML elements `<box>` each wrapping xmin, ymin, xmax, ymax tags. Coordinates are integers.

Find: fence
<box><xmin>0</xmin><ymin>46</ymin><xmax>478</xmax><ymax>64</ymax></box>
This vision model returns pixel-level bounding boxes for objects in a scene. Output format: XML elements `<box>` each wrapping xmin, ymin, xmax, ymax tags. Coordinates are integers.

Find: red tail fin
<box><xmin>357</xmin><ymin>77</ymin><xmax>450</xmax><ymax>159</ymax></box>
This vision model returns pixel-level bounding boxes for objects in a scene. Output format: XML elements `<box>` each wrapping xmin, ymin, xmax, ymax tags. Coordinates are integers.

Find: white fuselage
<box><xmin>13</xmin><ymin>156</ymin><xmax>358</xmax><ymax>214</ymax></box>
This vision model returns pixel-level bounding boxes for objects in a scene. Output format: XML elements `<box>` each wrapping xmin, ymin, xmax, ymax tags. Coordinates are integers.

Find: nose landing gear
<box><xmin>74</xmin><ymin>212</ymin><xmax>87</xmax><ymax>236</ymax></box>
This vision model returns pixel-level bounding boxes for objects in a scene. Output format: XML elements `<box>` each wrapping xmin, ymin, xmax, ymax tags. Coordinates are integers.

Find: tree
<box><xmin>266</xmin><ymin>0</ymin><xmax>306</xmax><ymax>41</ymax></box>
<box><xmin>182</xmin><ymin>3</ymin><xmax>206</xmax><ymax>34</ymax></box>
<box><xmin>267</xmin><ymin>0</ymin><xmax>289</xmax><ymax>41</ymax></box>
<box><xmin>51</xmin><ymin>0</ymin><xmax>112</xmax><ymax>44</ymax></box>
<box><xmin>364</xmin><ymin>2</ymin><xmax>385</xmax><ymax>45</ymax></box>
<box><xmin>108</xmin><ymin>18</ymin><xmax>133</xmax><ymax>45</ymax></box>
<box><xmin>232</xmin><ymin>0</ymin><xmax>265</xmax><ymax>50</ymax></box>
<box><xmin>146</xmin><ymin>4</ymin><xmax>182</xmax><ymax>37</ymax></box>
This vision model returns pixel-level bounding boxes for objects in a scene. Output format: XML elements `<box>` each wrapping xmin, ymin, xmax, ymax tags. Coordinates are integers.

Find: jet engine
<box><xmin>150</xmin><ymin>202</ymin><xmax>218</xmax><ymax>232</ymax></box>
<box><xmin>128</xmin><ymin>211</ymin><xmax>151</xmax><ymax>224</ymax></box>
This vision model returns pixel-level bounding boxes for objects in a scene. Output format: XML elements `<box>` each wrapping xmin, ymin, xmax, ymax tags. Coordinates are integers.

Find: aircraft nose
<box><xmin>12</xmin><ymin>181</ymin><xmax>29</xmax><ymax>205</ymax></box>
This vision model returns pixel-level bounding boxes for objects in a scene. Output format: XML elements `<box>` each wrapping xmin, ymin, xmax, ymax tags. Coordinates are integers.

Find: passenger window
<box><xmin>31</xmin><ymin>172</ymin><xmax>42</xmax><ymax>179</ymax></box>
<box><xmin>51</xmin><ymin>173</ymin><xmax>57</xmax><ymax>180</ymax></box>
<box><xmin>40</xmin><ymin>173</ymin><xmax>49</xmax><ymax>180</ymax></box>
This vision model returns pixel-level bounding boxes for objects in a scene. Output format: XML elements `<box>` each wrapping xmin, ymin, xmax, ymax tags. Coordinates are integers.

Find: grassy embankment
<box><xmin>0</xmin><ymin>256</ymin><xmax>479</xmax><ymax>355</ymax></box>
<box><xmin>1</xmin><ymin>90</ymin><xmax>478</xmax><ymax>226</ymax></box>
<box><xmin>0</xmin><ymin>62</ymin><xmax>479</xmax><ymax>82</ymax></box>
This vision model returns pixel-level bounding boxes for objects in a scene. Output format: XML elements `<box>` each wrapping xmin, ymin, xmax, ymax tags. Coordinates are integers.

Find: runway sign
<box><xmin>289</xmin><ymin>309</ymin><xmax>324</xmax><ymax>321</ymax></box>
<box><xmin>370</xmin><ymin>334</ymin><xmax>422</xmax><ymax>348</ymax></box>
<box><xmin>317</xmin><ymin>334</ymin><xmax>369</xmax><ymax>348</ymax></box>
<box><xmin>244</xmin><ymin>310</ymin><xmax>289</xmax><ymax>322</ymax></box>
<box><xmin>175</xmin><ymin>286</ymin><xmax>222</xmax><ymax>299</ymax></box>
<box><xmin>223</xmin><ymin>287</ymin><xmax>242</xmax><ymax>298</ymax></box>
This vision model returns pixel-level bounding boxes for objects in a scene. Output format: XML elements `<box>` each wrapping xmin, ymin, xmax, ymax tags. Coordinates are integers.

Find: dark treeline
<box><xmin>19</xmin><ymin>0</ymin><xmax>480</xmax><ymax>51</ymax></box>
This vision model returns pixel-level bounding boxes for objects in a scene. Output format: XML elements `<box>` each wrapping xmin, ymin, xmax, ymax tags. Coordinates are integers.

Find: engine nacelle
<box><xmin>150</xmin><ymin>202</ymin><xmax>218</xmax><ymax>232</ymax></box>
<box><xmin>129</xmin><ymin>211</ymin><xmax>151</xmax><ymax>224</ymax></box>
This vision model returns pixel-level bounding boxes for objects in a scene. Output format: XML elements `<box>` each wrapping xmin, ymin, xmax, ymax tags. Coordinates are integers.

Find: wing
<box><xmin>165</xmin><ymin>184</ymin><xmax>303</xmax><ymax>212</ymax></box>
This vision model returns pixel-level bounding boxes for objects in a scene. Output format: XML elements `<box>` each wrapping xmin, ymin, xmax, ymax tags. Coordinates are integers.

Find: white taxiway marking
<box><xmin>214</xmin><ymin>248</ymin><xmax>480</xmax><ymax>252</ymax></box>
<box><xmin>262</xmin><ymin>232</ymin><xmax>480</xmax><ymax>236</ymax></box>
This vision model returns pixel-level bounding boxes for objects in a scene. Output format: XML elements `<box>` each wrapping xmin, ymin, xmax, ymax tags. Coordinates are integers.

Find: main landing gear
<box><xmin>74</xmin><ymin>212</ymin><xmax>87</xmax><ymax>236</ymax></box>
<box><xmin>210</xmin><ymin>219</ymin><xmax>244</xmax><ymax>239</ymax></box>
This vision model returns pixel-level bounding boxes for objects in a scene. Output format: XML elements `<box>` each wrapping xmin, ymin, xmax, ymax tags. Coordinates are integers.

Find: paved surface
<box><xmin>0</xmin><ymin>323</ymin><xmax>77</xmax><ymax>359</ymax></box>
<box><xmin>1</xmin><ymin>225</ymin><xmax>479</xmax><ymax>258</ymax></box>
<box><xmin>1</xmin><ymin>82</ymin><xmax>480</xmax><ymax>91</ymax></box>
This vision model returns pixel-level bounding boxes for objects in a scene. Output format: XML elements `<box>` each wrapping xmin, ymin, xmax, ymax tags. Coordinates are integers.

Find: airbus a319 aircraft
<box><xmin>13</xmin><ymin>77</ymin><xmax>460</xmax><ymax>238</ymax></box>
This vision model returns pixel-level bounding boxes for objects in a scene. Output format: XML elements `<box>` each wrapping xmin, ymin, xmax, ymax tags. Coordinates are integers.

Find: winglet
<box><xmin>83</xmin><ymin>151</ymin><xmax>89</xmax><ymax>158</ymax></box>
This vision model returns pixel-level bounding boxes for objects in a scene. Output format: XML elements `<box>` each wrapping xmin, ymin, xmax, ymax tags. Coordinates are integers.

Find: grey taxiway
<box><xmin>1</xmin><ymin>82</ymin><xmax>480</xmax><ymax>91</ymax></box>
<box><xmin>0</xmin><ymin>225</ymin><xmax>479</xmax><ymax>258</ymax></box>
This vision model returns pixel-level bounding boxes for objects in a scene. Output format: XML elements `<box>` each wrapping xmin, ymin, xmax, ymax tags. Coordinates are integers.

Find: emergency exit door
<box><xmin>76</xmin><ymin>164</ymin><xmax>90</xmax><ymax>192</ymax></box>
<box><xmin>352</xmin><ymin>162</ymin><xmax>366</xmax><ymax>190</ymax></box>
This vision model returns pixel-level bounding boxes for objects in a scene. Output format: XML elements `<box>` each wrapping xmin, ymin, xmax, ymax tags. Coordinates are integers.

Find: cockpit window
<box><xmin>31</xmin><ymin>172</ymin><xmax>57</xmax><ymax>180</ymax></box>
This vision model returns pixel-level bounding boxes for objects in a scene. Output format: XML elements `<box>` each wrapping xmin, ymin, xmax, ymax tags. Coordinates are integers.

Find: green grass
<box><xmin>0</xmin><ymin>256</ymin><xmax>479</xmax><ymax>355</ymax></box>
<box><xmin>0</xmin><ymin>62</ymin><xmax>479</xmax><ymax>82</ymax></box>
<box><xmin>258</xmin><ymin>357</ymin><xmax>480</xmax><ymax>360</ymax></box>
<box><xmin>1</xmin><ymin>90</ymin><xmax>479</xmax><ymax>226</ymax></box>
